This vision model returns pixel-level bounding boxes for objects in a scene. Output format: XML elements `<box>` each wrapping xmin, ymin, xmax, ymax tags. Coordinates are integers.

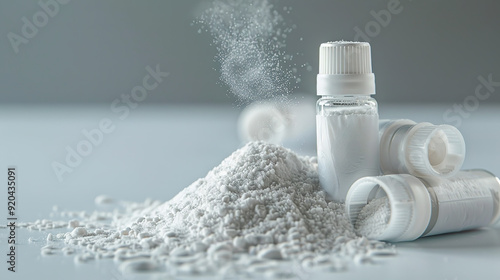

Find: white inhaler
<box><xmin>345</xmin><ymin>170</ymin><xmax>500</xmax><ymax>242</ymax></box>
<box><xmin>238</xmin><ymin>96</ymin><xmax>316</xmax><ymax>148</ymax></box>
<box><xmin>379</xmin><ymin>119</ymin><xmax>466</xmax><ymax>178</ymax></box>
<box><xmin>316</xmin><ymin>41</ymin><xmax>379</xmax><ymax>202</ymax></box>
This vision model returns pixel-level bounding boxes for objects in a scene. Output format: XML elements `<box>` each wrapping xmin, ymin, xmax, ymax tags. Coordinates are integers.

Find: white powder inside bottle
<box><xmin>316</xmin><ymin>107</ymin><xmax>380</xmax><ymax>201</ymax></box>
<box><xmin>24</xmin><ymin>142</ymin><xmax>395</xmax><ymax>278</ymax></box>
<box><xmin>355</xmin><ymin>197</ymin><xmax>391</xmax><ymax>239</ymax></box>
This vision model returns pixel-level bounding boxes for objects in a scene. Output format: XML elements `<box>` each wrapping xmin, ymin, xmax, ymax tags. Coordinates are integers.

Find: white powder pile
<box><xmin>196</xmin><ymin>0</ymin><xmax>301</xmax><ymax>103</ymax></box>
<box><xmin>355</xmin><ymin>197</ymin><xmax>391</xmax><ymax>239</ymax></box>
<box><xmin>26</xmin><ymin>142</ymin><xmax>395</xmax><ymax>278</ymax></box>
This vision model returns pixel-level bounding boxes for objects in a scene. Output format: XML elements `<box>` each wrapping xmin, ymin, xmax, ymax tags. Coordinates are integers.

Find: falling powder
<box><xmin>196</xmin><ymin>0</ymin><xmax>301</xmax><ymax>103</ymax></box>
<box><xmin>355</xmin><ymin>197</ymin><xmax>391</xmax><ymax>239</ymax></box>
<box><xmin>25</xmin><ymin>142</ymin><xmax>395</xmax><ymax>278</ymax></box>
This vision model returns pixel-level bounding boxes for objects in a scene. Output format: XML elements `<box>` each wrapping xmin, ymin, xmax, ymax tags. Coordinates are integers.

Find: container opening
<box><xmin>354</xmin><ymin>184</ymin><xmax>391</xmax><ymax>239</ymax></box>
<box><xmin>428</xmin><ymin>131</ymin><xmax>448</xmax><ymax>167</ymax></box>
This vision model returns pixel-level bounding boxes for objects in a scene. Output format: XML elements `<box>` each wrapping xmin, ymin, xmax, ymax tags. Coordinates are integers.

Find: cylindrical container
<box><xmin>238</xmin><ymin>96</ymin><xmax>316</xmax><ymax>148</ymax></box>
<box><xmin>379</xmin><ymin>119</ymin><xmax>466</xmax><ymax>178</ymax></box>
<box><xmin>345</xmin><ymin>170</ymin><xmax>500</xmax><ymax>242</ymax></box>
<box><xmin>316</xmin><ymin>41</ymin><xmax>379</xmax><ymax>202</ymax></box>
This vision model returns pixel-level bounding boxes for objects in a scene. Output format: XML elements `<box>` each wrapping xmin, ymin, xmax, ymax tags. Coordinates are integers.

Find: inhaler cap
<box><xmin>317</xmin><ymin>41</ymin><xmax>375</xmax><ymax>96</ymax></box>
<box><xmin>406</xmin><ymin>124</ymin><xmax>465</xmax><ymax>177</ymax></box>
<box><xmin>379</xmin><ymin>120</ymin><xmax>466</xmax><ymax>178</ymax></box>
<box><xmin>346</xmin><ymin>174</ymin><xmax>432</xmax><ymax>242</ymax></box>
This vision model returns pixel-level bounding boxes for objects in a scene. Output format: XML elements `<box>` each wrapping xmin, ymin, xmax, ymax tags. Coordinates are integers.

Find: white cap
<box><xmin>345</xmin><ymin>174</ymin><xmax>432</xmax><ymax>242</ymax></box>
<box><xmin>379</xmin><ymin>120</ymin><xmax>466</xmax><ymax>178</ymax></box>
<box><xmin>317</xmin><ymin>41</ymin><xmax>375</xmax><ymax>96</ymax></box>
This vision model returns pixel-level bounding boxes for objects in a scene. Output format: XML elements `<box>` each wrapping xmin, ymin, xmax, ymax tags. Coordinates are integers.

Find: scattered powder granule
<box><xmin>25</xmin><ymin>142</ymin><xmax>395</xmax><ymax>278</ymax></box>
<box><xmin>355</xmin><ymin>197</ymin><xmax>391</xmax><ymax>239</ymax></box>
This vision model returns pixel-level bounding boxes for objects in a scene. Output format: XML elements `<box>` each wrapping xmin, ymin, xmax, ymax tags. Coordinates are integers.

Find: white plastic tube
<box><xmin>345</xmin><ymin>170</ymin><xmax>500</xmax><ymax>242</ymax></box>
<box><xmin>379</xmin><ymin>119</ymin><xmax>465</xmax><ymax>178</ymax></box>
<box><xmin>237</xmin><ymin>97</ymin><xmax>316</xmax><ymax>147</ymax></box>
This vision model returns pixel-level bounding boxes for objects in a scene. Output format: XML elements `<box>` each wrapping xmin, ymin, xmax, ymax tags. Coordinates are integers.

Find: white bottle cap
<box><xmin>317</xmin><ymin>41</ymin><xmax>375</xmax><ymax>96</ymax></box>
<box><xmin>345</xmin><ymin>174</ymin><xmax>432</xmax><ymax>242</ymax></box>
<box><xmin>379</xmin><ymin>119</ymin><xmax>466</xmax><ymax>178</ymax></box>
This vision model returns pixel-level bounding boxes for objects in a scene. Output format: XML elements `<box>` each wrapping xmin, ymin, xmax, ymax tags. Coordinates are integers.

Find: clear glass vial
<box><xmin>316</xmin><ymin>41</ymin><xmax>379</xmax><ymax>202</ymax></box>
<box><xmin>345</xmin><ymin>170</ymin><xmax>500</xmax><ymax>242</ymax></box>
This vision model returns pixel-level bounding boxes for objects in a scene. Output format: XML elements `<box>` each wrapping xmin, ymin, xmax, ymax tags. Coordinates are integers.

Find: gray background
<box><xmin>1</xmin><ymin>0</ymin><xmax>499</xmax><ymax>105</ymax></box>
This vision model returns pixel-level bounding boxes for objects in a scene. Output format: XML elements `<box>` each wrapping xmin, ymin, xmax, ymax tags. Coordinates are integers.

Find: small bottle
<box><xmin>345</xmin><ymin>170</ymin><xmax>500</xmax><ymax>242</ymax></box>
<box><xmin>316</xmin><ymin>41</ymin><xmax>379</xmax><ymax>202</ymax></box>
<box><xmin>379</xmin><ymin>119</ymin><xmax>466</xmax><ymax>178</ymax></box>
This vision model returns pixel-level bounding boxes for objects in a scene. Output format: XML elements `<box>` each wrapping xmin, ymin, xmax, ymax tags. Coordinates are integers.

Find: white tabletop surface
<box><xmin>1</xmin><ymin>103</ymin><xmax>500</xmax><ymax>280</ymax></box>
